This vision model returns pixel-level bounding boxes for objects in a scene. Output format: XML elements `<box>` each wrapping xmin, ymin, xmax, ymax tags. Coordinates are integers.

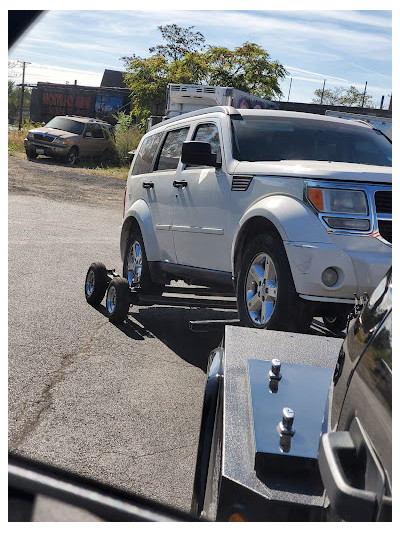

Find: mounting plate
<box><xmin>247</xmin><ymin>359</ymin><xmax>333</xmax><ymax>476</ymax></box>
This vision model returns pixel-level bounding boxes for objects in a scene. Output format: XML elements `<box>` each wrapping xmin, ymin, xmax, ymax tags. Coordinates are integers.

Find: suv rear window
<box><xmin>45</xmin><ymin>117</ymin><xmax>85</xmax><ymax>135</ymax></box>
<box><xmin>230</xmin><ymin>115</ymin><xmax>392</xmax><ymax>167</ymax></box>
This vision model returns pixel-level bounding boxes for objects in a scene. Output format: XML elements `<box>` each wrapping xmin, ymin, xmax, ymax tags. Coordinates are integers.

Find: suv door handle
<box><xmin>142</xmin><ymin>181</ymin><xmax>154</xmax><ymax>189</ymax></box>
<box><xmin>173</xmin><ymin>180</ymin><xmax>187</xmax><ymax>188</ymax></box>
<box><xmin>318</xmin><ymin>418</ymin><xmax>386</xmax><ymax>521</ymax></box>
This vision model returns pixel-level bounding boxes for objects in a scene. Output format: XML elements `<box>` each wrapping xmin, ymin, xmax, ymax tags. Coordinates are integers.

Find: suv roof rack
<box><xmin>150</xmin><ymin>106</ymin><xmax>240</xmax><ymax>131</ymax></box>
<box><xmin>64</xmin><ymin>115</ymin><xmax>109</xmax><ymax>124</ymax></box>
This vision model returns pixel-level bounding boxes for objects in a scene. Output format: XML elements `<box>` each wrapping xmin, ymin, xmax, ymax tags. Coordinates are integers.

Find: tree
<box><xmin>8</xmin><ymin>79</ymin><xmax>31</xmax><ymax>123</ymax></box>
<box><xmin>122</xmin><ymin>25</ymin><xmax>287</xmax><ymax>128</ymax></box>
<box><xmin>312</xmin><ymin>85</ymin><xmax>376</xmax><ymax>108</ymax></box>
<box><xmin>149</xmin><ymin>24</ymin><xmax>205</xmax><ymax>62</ymax></box>
<box><xmin>204</xmin><ymin>43</ymin><xmax>287</xmax><ymax>100</ymax></box>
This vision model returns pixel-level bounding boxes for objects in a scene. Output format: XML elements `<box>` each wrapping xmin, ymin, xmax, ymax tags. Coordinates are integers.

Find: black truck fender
<box><xmin>191</xmin><ymin>347</ymin><xmax>224</xmax><ymax>517</ymax></box>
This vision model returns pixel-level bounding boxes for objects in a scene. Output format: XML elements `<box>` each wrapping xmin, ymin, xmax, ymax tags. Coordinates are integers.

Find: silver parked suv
<box><xmin>116</xmin><ymin>106</ymin><xmax>391</xmax><ymax>332</ymax></box>
<box><xmin>24</xmin><ymin>115</ymin><xmax>115</xmax><ymax>164</ymax></box>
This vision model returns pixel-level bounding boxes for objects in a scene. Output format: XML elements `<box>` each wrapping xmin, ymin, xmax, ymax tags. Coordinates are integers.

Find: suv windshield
<box><xmin>230</xmin><ymin>115</ymin><xmax>392</xmax><ymax>167</ymax></box>
<box><xmin>45</xmin><ymin>117</ymin><xmax>85</xmax><ymax>135</ymax></box>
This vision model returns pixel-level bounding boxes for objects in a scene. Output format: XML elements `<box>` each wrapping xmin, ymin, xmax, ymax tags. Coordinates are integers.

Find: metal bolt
<box><xmin>272</xmin><ymin>358</ymin><xmax>281</xmax><ymax>374</ymax></box>
<box><xmin>278</xmin><ymin>407</ymin><xmax>295</xmax><ymax>436</ymax></box>
<box><xmin>282</xmin><ymin>407</ymin><xmax>294</xmax><ymax>429</ymax></box>
<box><xmin>268</xmin><ymin>358</ymin><xmax>282</xmax><ymax>380</ymax></box>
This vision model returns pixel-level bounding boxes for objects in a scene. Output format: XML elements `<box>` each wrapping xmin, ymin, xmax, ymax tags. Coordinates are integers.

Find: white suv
<box><xmin>120</xmin><ymin>107</ymin><xmax>392</xmax><ymax>332</ymax></box>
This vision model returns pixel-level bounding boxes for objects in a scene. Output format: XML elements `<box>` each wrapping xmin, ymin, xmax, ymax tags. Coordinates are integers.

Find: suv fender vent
<box><xmin>232</xmin><ymin>175</ymin><xmax>253</xmax><ymax>191</ymax></box>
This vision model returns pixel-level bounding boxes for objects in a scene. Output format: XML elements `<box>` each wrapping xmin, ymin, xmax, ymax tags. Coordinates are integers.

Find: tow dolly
<box><xmin>84</xmin><ymin>262</ymin><xmax>240</xmax><ymax>331</ymax></box>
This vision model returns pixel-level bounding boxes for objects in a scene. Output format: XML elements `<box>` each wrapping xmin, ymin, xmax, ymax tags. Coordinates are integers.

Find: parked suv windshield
<box><xmin>45</xmin><ymin>117</ymin><xmax>85</xmax><ymax>135</ymax></box>
<box><xmin>230</xmin><ymin>115</ymin><xmax>392</xmax><ymax>167</ymax></box>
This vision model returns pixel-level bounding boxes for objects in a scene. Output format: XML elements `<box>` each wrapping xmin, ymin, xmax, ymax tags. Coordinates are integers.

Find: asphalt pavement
<box><xmin>8</xmin><ymin>154</ymin><xmax>339</xmax><ymax>518</ymax></box>
<box><xmin>8</xmin><ymin>158</ymin><xmax>237</xmax><ymax>514</ymax></box>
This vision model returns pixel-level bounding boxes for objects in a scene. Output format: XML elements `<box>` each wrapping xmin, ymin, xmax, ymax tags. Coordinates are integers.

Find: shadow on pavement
<box><xmin>93</xmin><ymin>287</ymin><xmax>343</xmax><ymax>373</ymax></box>
<box><xmin>130</xmin><ymin>305</ymin><xmax>238</xmax><ymax>372</ymax></box>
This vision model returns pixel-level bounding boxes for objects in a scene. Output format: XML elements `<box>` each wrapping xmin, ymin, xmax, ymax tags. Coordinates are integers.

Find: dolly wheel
<box><xmin>85</xmin><ymin>262</ymin><xmax>108</xmax><ymax>306</ymax></box>
<box><xmin>106</xmin><ymin>277</ymin><xmax>130</xmax><ymax>324</ymax></box>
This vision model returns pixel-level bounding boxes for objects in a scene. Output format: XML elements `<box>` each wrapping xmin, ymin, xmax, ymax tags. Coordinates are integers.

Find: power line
<box><xmin>18</xmin><ymin>61</ymin><xmax>31</xmax><ymax>130</ymax></box>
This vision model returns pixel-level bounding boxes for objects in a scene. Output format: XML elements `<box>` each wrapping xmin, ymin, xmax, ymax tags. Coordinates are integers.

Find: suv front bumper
<box><xmin>24</xmin><ymin>139</ymin><xmax>70</xmax><ymax>158</ymax></box>
<box><xmin>285</xmin><ymin>234</ymin><xmax>391</xmax><ymax>303</ymax></box>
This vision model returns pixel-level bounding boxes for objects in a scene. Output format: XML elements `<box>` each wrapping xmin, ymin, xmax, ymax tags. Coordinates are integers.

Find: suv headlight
<box><xmin>307</xmin><ymin>186</ymin><xmax>370</xmax><ymax>231</ymax></box>
<box><xmin>52</xmin><ymin>137</ymin><xmax>68</xmax><ymax>146</ymax></box>
<box><xmin>27</xmin><ymin>132</ymin><xmax>34</xmax><ymax>140</ymax></box>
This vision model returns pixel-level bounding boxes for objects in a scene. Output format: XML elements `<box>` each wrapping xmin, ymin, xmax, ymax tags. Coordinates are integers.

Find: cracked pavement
<box><xmin>8</xmin><ymin>154</ymin><xmax>236</xmax><ymax>513</ymax></box>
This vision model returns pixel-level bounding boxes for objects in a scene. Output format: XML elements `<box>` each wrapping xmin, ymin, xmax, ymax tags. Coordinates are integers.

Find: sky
<box><xmin>8</xmin><ymin>4</ymin><xmax>393</xmax><ymax>108</ymax></box>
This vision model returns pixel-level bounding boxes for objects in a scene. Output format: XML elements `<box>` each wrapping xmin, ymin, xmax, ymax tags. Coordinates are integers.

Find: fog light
<box><xmin>322</xmin><ymin>267</ymin><xmax>338</xmax><ymax>287</ymax></box>
<box><xmin>323</xmin><ymin>217</ymin><xmax>370</xmax><ymax>231</ymax></box>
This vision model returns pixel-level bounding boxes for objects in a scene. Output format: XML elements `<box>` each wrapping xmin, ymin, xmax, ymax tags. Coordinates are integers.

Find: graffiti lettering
<box><xmin>75</xmin><ymin>96</ymin><xmax>91</xmax><ymax>109</ymax></box>
<box><xmin>42</xmin><ymin>92</ymin><xmax>91</xmax><ymax>110</ymax></box>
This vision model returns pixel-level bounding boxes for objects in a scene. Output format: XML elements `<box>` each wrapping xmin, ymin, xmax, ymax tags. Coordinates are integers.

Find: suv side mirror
<box><xmin>181</xmin><ymin>141</ymin><xmax>221</xmax><ymax>168</ymax></box>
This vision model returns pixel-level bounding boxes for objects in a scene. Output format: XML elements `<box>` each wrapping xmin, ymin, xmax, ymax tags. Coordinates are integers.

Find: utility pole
<box><xmin>320</xmin><ymin>79</ymin><xmax>326</xmax><ymax>105</ymax></box>
<box><xmin>361</xmin><ymin>81</ymin><xmax>368</xmax><ymax>108</ymax></box>
<box><xmin>18</xmin><ymin>61</ymin><xmax>31</xmax><ymax>130</ymax></box>
<box><xmin>287</xmin><ymin>78</ymin><xmax>292</xmax><ymax>102</ymax></box>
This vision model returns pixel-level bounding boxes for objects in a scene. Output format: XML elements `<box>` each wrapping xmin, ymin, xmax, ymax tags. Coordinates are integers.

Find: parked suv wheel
<box><xmin>237</xmin><ymin>233</ymin><xmax>313</xmax><ymax>332</ymax></box>
<box><xmin>26</xmin><ymin>150</ymin><xmax>38</xmax><ymax>160</ymax></box>
<box><xmin>66</xmin><ymin>147</ymin><xmax>79</xmax><ymax>165</ymax></box>
<box><xmin>123</xmin><ymin>228</ymin><xmax>164</xmax><ymax>296</ymax></box>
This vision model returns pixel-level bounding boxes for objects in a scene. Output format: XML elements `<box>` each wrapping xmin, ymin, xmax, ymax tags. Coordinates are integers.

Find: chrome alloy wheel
<box><xmin>85</xmin><ymin>270</ymin><xmax>95</xmax><ymax>297</ymax></box>
<box><xmin>106</xmin><ymin>284</ymin><xmax>117</xmax><ymax>314</ymax></box>
<box><xmin>245</xmin><ymin>252</ymin><xmax>278</xmax><ymax>326</ymax></box>
<box><xmin>126</xmin><ymin>241</ymin><xmax>142</xmax><ymax>287</ymax></box>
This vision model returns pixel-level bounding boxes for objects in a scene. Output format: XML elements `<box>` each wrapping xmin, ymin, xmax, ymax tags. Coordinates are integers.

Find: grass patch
<box><xmin>8</xmin><ymin>125</ymin><xmax>30</xmax><ymax>153</ymax></box>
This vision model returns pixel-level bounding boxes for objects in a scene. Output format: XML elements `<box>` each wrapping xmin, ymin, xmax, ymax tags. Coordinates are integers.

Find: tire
<box><xmin>84</xmin><ymin>262</ymin><xmax>108</xmax><ymax>306</ymax></box>
<box><xmin>101</xmin><ymin>148</ymin><xmax>113</xmax><ymax>163</ymax></box>
<box><xmin>106</xmin><ymin>277</ymin><xmax>130</xmax><ymax>324</ymax></box>
<box><xmin>323</xmin><ymin>314</ymin><xmax>348</xmax><ymax>334</ymax></box>
<box><xmin>26</xmin><ymin>150</ymin><xmax>37</xmax><ymax>160</ymax></box>
<box><xmin>236</xmin><ymin>233</ymin><xmax>313</xmax><ymax>332</ymax></box>
<box><xmin>123</xmin><ymin>227</ymin><xmax>164</xmax><ymax>296</ymax></box>
<box><xmin>66</xmin><ymin>147</ymin><xmax>79</xmax><ymax>165</ymax></box>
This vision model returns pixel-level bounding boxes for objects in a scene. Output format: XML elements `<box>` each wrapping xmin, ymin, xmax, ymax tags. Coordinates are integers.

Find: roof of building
<box><xmin>100</xmin><ymin>69</ymin><xmax>126</xmax><ymax>88</ymax></box>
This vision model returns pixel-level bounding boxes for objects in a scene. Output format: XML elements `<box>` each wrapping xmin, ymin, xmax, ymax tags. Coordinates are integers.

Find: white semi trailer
<box><xmin>166</xmin><ymin>83</ymin><xmax>278</xmax><ymax>116</ymax></box>
<box><xmin>147</xmin><ymin>83</ymin><xmax>278</xmax><ymax>129</ymax></box>
<box><xmin>325</xmin><ymin>110</ymin><xmax>392</xmax><ymax>140</ymax></box>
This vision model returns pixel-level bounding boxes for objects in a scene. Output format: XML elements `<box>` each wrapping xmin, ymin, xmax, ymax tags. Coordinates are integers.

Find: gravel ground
<box><xmin>8</xmin><ymin>152</ymin><xmax>126</xmax><ymax>206</ymax></box>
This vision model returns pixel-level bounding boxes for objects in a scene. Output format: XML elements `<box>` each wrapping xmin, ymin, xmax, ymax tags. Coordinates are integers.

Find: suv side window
<box><xmin>132</xmin><ymin>132</ymin><xmax>163</xmax><ymax>176</ymax></box>
<box><xmin>84</xmin><ymin>124</ymin><xmax>101</xmax><ymax>138</ymax></box>
<box><xmin>193</xmin><ymin>123</ymin><xmax>221</xmax><ymax>163</ymax></box>
<box><xmin>91</xmin><ymin>124</ymin><xmax>104</xmax><ymax>139</ymax></box>
<box><xmin>156</xmin><ymin>127</ymin><xmax>189</xmax><ymax>171</ymax></box>
<box><xmin>102</xmin><ymin>126</ymin><xmax>111</xmax><ymax>140</ymax></box>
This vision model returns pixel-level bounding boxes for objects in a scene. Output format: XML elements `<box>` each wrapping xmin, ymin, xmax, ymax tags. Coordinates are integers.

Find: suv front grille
<box><xmin>33</xmin><ymin>133</ymin><xmax>56</xmax><ymax>143</ymax></box>
<box><xmin>378</xmin><ymin>220</ymin><xmax>392</xmax><ymax>243</ymax></box>
<box><xmin>375</xmin><ymin>191</ymin><xmax>392</xmax><ymax>214</ymax></box>
<box><xmin>374</xmin><ymin>190</ymin><xmax>392</xmax><ymax>244</ymax></box>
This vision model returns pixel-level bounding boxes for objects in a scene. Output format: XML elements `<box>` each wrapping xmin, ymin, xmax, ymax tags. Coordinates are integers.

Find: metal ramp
<box><xmin>136</xmin><ymin>285</ymin><xmax>240</xmax><ymax>332</ymax></box>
